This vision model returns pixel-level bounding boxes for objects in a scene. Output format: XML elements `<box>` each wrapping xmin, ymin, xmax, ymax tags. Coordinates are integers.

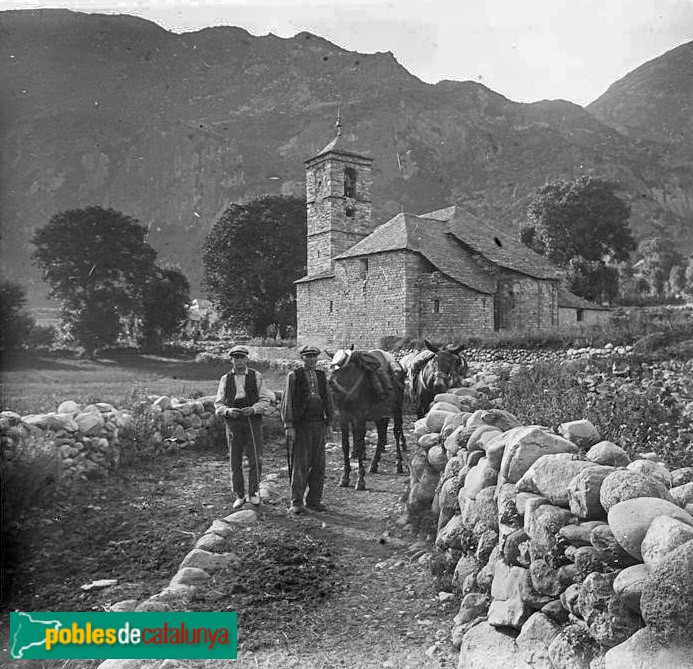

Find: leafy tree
<box><xmin>635</xmin><ymin>236</ymin><xmax>683</xmax><ymax>298</ymax></box>
<box><xmin>566</xmin><ymin>258</ymin><xmax>619</xmax><ymax>303</ymax></box>
<box><xmin>203</xmin><ymin>195</ymin><xmax>307</xmax><ymax>335</ymax></box>
<box><xmin>32</xmin><ymin>206</ymin><xmax>157</xmax><ymax>357</ymax></box>
<box><xmin>0</xmin><ymin>280</ymin><xmax>35</xmax><ymax>353</ymax></box>
<box><xmin>140</xmin><ymin>265</ymin><xmax>191</xmax><ymax>349</ymax></box>
<box><xmin>522</xmin><ymin>176</ymin><xmax>635</xmax><ymax>266</ymax></box>
<box><xmin>64</xmin><ymin>301</ymin><xmax>122</xmax><ymax>355</ymax></box>
<box><xmin>686</xmin><ymin>257</ymin><xmax>693</xmax><ymax>295</ymax></box>
<box><xmin>616</xmin><ymin>262</ymin><xmax>649</xmax><ymax>301</ymax></box>
<box><xmin>668</xmin><ymin>265</ymin><xmax>686</xmax><ymax>297</ymax></box>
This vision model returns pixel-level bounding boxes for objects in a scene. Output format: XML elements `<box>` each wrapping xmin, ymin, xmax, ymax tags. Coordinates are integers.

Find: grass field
<box><xmin>0</xmin><ymin>352</ymin><xmax>291</xmax><ymax>415</ymax></box>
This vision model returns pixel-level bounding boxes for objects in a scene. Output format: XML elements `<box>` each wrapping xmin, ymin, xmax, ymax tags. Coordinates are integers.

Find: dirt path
<box><xmin>1</xmin><ymin>427</ymin><xmax>459</xmax><ymax>669</ymax></box>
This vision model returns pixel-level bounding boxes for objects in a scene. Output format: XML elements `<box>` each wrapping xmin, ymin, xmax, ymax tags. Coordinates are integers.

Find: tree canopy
<box><xmin>32</xmin><ymin>206</ymin><xmax>187</xmax><ymax>355</ymax></box>
<box><xmin>203</xmin><ymin>195</ymin><xmax>307</xmax><ymax>335</ymax></box>
<box><xmin>140</xmin><ymin>265</ymin><xmax>190</xmax><ymax>349</ymax></box>
<box><xmin>0</xmin><ymin>280</ymin><xmax>35</xmax><ymax>353</ymax></box>
<box><xmin>33</xmin><ymin>206</ymin><xmax>156</xmax><ymax>307</ymax></box>
<box><xmin>565</xmin><ymin>258</ymin><xmax>619</xmax><ymax>304</ymax></box>
<box><xmin>634</xmin><ymin>236</ymin><xmax>684</xmax><ymax>298</ymax></box>
<box><xmin>521</xmin><ymin>176</ymin><xmax>636</xmax><ymax>266</ymax></box>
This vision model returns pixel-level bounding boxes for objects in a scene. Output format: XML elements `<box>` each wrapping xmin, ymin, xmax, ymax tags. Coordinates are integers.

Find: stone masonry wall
<box><xmin>305</xmin><ymin>153</ymin><xmax>373</xmax><ymax>276</ymax></box>
<box><xmin>332</xmin><ymin>251</ymin><xmax>408</xmax><ymax>348</ymax></box>
<box><xmin>406</xmin><ymin>368</ymin><xmax>693</xmax><ymax>669</ymax></box>
<box><xmin>296</xmin><ymin>276</ymin><xmax>337</xmax><ymax>348</ymax></box>
<box><xmin>0</xmin><ymin>394</ymin><xmax>280</xmax><ymax>482</ymax></box>
<box><xmin>417</xmin><ymin>273</ymin><xmax>493</xmax><ymax>340</ymax></box>
<box><xmin>559</xmin><ymin>307</ymin><xmax>611</xmax><ymax>330</ymax></box>
<box><xmin>299</xmin><ymin>249</ymin><xmax>564</xmax><ymax>349</ymax></box>
<box><xmin>496</xmin><ymin>272</ymin><xmax>558</xmax><ymax>331</ymax></box>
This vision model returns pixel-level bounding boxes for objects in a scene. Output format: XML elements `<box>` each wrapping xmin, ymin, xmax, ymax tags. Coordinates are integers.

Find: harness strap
<box><xmin>332</xmin><ymin>371</ymin><xmax>365</xmax><ymax>402</ymax></box>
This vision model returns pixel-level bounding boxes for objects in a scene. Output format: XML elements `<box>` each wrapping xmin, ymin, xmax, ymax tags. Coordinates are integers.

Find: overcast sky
<box><xmin>7</xmin><ymin>0</ymin><xmax>693</xmax><ymax>105</ymax></box>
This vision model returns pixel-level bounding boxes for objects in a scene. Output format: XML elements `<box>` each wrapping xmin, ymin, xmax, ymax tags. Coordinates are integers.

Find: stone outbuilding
<box><xmin>296</xmin><ymin>130</ymin><xmax>597</xmax><ymax>349</ymax></box>
<box><xmin>557</xmin><ymin>286</ymin><xmax>612</xmax><ymax>329</ymax></box>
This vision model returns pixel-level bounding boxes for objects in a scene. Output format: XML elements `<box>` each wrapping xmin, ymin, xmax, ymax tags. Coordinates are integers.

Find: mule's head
<box><xmin>424</xmin><ymin>339</ymin><xmax>467</xmax><ymax>393</ymax></box>
<box><xmin>329</xmin><ymin>357</ymin><xmax>369</xmax><ymax>414</ymax></box>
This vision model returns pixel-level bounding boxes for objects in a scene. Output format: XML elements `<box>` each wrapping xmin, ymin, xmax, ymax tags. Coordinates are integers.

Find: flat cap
<box><xmin>228</xmin><ymin>345</ymin><xmax>250</xmax><ymax>357</ymax></box>
<box><xmin>298</xmin><ymin>344</ymin><xmax>321</xmax><ymax>357</ymax></box>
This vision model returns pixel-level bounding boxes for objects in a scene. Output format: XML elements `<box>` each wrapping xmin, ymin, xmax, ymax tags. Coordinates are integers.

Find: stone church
<box><xmin>295</xmin><ymin>130</ymin><xmax>572</xmax><ymax>349</ymax></box>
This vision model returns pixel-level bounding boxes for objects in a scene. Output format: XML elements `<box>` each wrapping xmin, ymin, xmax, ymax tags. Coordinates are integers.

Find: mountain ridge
<box><xmin>1</xmin><ymin>9</ymin><xmax>692</xmax><ymax>303</ymax></box>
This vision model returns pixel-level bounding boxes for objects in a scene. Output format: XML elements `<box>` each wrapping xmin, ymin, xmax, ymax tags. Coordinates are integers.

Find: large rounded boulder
<box><xmin>599</xmin><ymin>470</ymin><xmax>673</xmax><ymax>511</ymax></box>
<box><xmin>640</xmin><ymin>539</ymin><xmax>693</xmax><ymax>644</ymax></box>
<box><xmin>607</xmin><ymin>497</ymin><xmax>693</xmax><ymax>560</ymax></box>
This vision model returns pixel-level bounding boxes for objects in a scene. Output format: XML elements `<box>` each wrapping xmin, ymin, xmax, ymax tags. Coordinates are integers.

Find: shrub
<box><xmin>25</xmin><ymin>324</ymin><xmax>56</xmax><ymax>351</ymax></box>
<box><xmin>117</xmin><ymin>393</ymin><xmax>176</xmax><ymax>463</ymax></box>
<box><xmin>501</xmin><ymin>360</ymin><xmax>692</xmax><ymax>469</ymax></box>
<box><xmin>1</xmin><ymin>432</ymin><xmax>62</xmax><ymax>525</ymax></box>
<box><xmin>1</xmin><ymin>432</ymin><xmax>62</xmax><ymax>599</ymax></box>
<box><xmin>0</xmin><ymin>281</ymin><xmax>35</xmax><ymax>353</ymax></box>
<box><xmin>195</xmin><ymin>416</ymin><xmax>227</xmax><ymax>453</ymax></box>
<box><xmin>664</xmin><ymin>339</ymin><xmax>693</xmax><ymax>361</ymax></box>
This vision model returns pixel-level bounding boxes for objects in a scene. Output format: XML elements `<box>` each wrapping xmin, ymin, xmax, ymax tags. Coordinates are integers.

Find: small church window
<box><xmin>344</xmin><ymin>167</ymin><xmax>356</xmax><ymax>198</ymax></box>
<box><xmin>345</xmin><ymin>204</ymin><xmax>356</xmax><ymax>218</ymax></box>
<box><xmin>433</xmin><ymin>299</ymin><xmax>440</xmax><ymax>314</ymax></box>
<box><xmin>576</xmin><ymin>309</ymin><xmax>584</xmax><ymax>322</ymax></box>
<box><xmin>360</xmin><ymin>258</ymin><xmax>368</xmax><ymax>272</ymax></box>
<box><xmin>329</xmin><ymin>300</ymin><xmax>333</xmax><ymax>313</ymax></box>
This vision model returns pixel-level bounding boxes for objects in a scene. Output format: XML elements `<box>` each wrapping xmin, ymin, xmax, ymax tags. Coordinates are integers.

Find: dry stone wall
<box><xmin>406</xmin><ymin>367</ymin><xmax>693</xmax><ymax>669</ymax></box>
<box><xmin>0</xmin><ymin>394</ymin><xmax>282</xmax><ymax>481</ymax></box>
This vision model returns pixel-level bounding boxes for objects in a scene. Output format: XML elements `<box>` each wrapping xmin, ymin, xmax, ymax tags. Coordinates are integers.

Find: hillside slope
<box><xmin>2</xmin><ymin>10</ymin><xmax>692</xmax><ymax>300</ymax></box>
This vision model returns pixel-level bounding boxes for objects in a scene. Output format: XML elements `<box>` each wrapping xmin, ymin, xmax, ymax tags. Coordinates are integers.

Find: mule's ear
<box><xmin>325</xmin><ymin>349</ymin><xmax>334</xmax><ymax>358</ymax></box>
<box><xmin>349</xmin><ymin>344</ymin><xmax>355</xmax><ymax>350</ymax></box>
<box><xmin>451</xmin><ymin>345</ymin><xmax>465</xmax><ymax>355</ymax></box>
<box><xmin>424</xmin><ymin>339</ymin><xmax>439</xmax><ymax>353</ymax></box>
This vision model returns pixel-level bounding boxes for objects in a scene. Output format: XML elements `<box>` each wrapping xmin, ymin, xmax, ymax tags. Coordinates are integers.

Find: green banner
<box><xmin>9</xmin><ymin>611</ymin><xmax>237</xmax><ymax>659</ymax></box>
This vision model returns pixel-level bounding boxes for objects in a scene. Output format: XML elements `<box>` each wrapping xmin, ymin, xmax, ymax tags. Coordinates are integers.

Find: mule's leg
<box><xmin>369</xmin><ymin>418</ymin><xmax>387</xmax><ymax>473</ymax></box>
<box><xmin>393</xmin><ymin>408</ymin><xmax>405</xmax><ymax>474</ymax></box>
<box><xmin>416</xmin><ymin>392</ymin><xmax>427</xmax><ymax>419</ymax></box>
<box><xmin>340</xmin><ymin>419</ymin><xmax>351</xmax><ymax>488</ymax></box>
<box><xmin>353</xmin><ymin>417</ymin><xmax>367</xmax><ymax>491</ymax></box>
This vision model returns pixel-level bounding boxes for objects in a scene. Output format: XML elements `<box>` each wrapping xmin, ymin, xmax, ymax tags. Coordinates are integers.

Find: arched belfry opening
<box><xmin>344</xmin><ymin>167</ymin><xmax>356</xmax><ymax>198</ymax></box>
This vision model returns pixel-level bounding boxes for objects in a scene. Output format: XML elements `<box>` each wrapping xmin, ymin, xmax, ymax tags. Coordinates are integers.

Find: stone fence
<box><xmin>0</xmin><ymin>393</ymin><xmax>284</xmax><ymax>481</ymax></box>
<box><xmin>0</xmin><ymin>343</ymin><xmax>634</xmax><ymax>482</ymax></box>
<box><xmin>462</xmin><ymin>344</ymin><xmax>633</xmax><ymax>366</ymax></box>
<box><xmin>406</xmin><ymin>366</ymin><xmax>693</xmax><ymax>669</ymax></box>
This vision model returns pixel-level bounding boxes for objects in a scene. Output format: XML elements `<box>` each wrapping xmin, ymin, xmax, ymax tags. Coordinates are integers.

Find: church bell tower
<box><xmin>304</xmin><ymin>116</ymin><xmax>374</xmax><ymax>276</ymax></box>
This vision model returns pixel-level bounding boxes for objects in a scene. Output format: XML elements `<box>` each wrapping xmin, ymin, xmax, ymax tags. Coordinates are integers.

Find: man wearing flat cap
<box><xmin>281</xmin><ymin>344</ymin><xmax>334</xmax><ymax>514</ymax></box>
<box><xmin>215</xmin><ymin>345</ymin><xmax>273</xmax><ymax>509</ymax></box>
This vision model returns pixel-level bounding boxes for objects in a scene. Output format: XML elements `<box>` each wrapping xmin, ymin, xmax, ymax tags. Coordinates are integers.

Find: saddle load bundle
<box><xmin>350</xmin><ymin>351</ymin><xmax>394</xmax><ymax>402</ymax></box>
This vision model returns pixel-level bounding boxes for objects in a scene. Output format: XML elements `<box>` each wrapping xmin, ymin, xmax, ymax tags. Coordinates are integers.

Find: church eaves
<box><xmin>425</xmin><ymin>205</ymin><xmax>563</xmax><ymax>281</ymax></box>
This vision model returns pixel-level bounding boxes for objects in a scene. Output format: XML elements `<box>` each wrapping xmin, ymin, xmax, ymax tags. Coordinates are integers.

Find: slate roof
<box><xmin>557</xmin><ymin>286</ymin><xmax>611</xmax><ymax>311</ymax></box>
<box><xmin>425</xmin><ymin>205</ymin><xmax>563</xmax><ymax>280</ymax></box>
<box><xmin>308</xmin><ymin>133</ymin><xmax>373</xmax><ymax>161</ymax></box>
<box><xmin>295</xmin><ymin>268</ymin><xmax>335</xmax><ymax>284</ymax></box>
<box><xmin>335</xmin><ymin>212</ymin><xmax>496</xmax><ymax>294</ymax></box>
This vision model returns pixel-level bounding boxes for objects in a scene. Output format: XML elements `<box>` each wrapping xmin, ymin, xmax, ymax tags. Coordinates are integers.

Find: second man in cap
<box><xmin>281</xmin><ymin>344</ymin><xmax>334</xmax><ymax>514</ymax></box>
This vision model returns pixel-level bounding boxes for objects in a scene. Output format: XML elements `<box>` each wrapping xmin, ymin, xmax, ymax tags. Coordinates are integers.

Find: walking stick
<box><xmin>285</xmin><ymin>430</ymin><xmax>294</xmax><ymax>481</ymax></box>
<box><xmin>226</xmin><ymin>418</ymin><xmax>234</xmax><ymax>487</ymax></box>
<box><xmin>247</xmin><ymin>414</ymin><xmax>261</xmax><ymax>495</ymax></box>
